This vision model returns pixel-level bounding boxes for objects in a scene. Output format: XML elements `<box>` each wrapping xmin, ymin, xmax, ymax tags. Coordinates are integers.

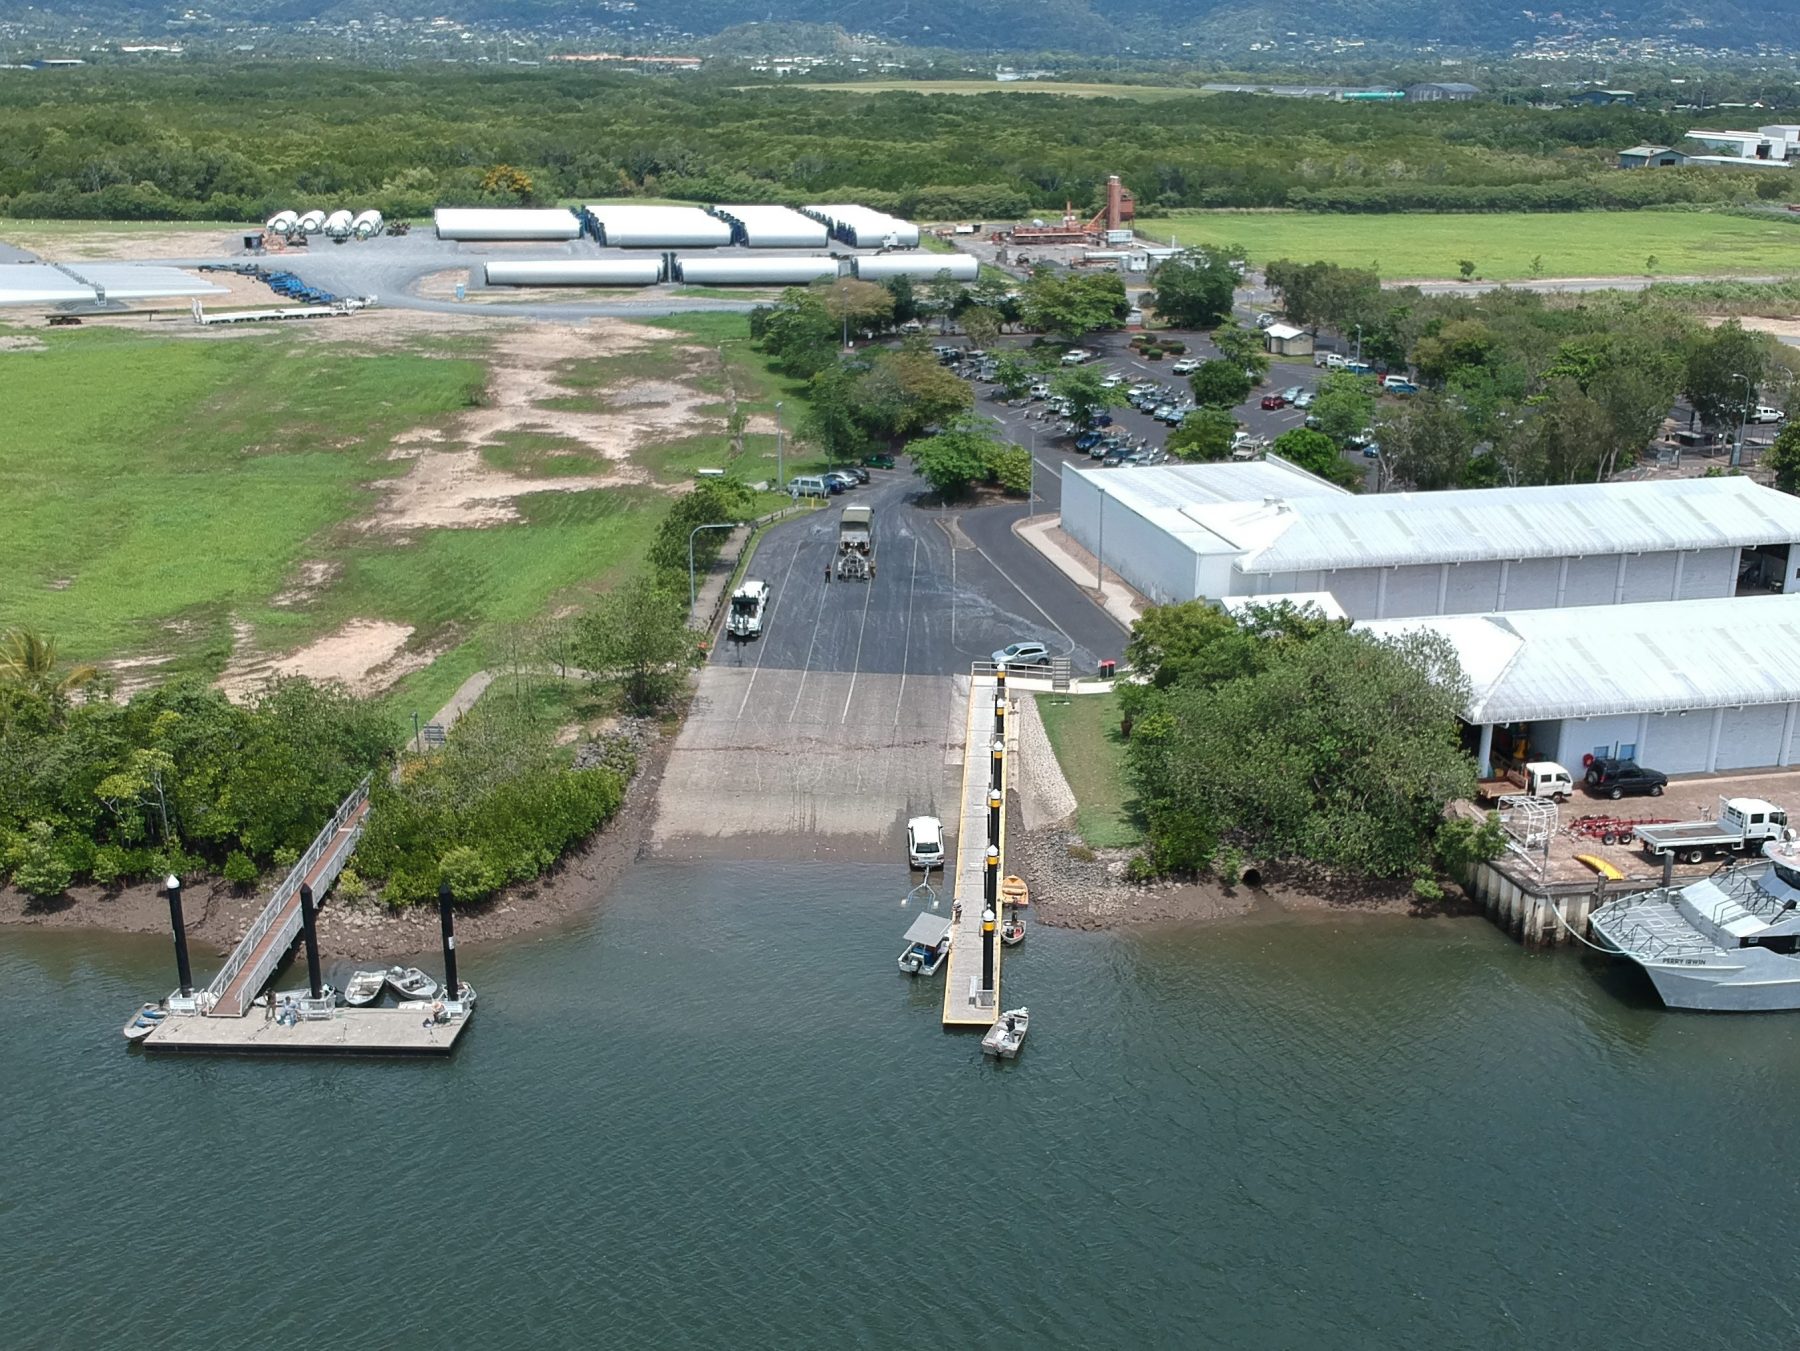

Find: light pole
<box><xmin>688</xmin><ymin>521</ymin><xmax>739</xmax><ymax>608</ymax></box>
<box><xmin>1028</xmin><ymin>425</ymin><xmax>1038</xmax><ymax>517</ymax></box>
<box><xmin>1731</xmin><ymin>371</ymin><xmax>1750</xmax><ymax>468</ymax></box>
<box><xmin>774</xmin><ymin>400</ymin><xmax>785</xmax><ymax>489</ymax></box>
<box><xmin>1353</xmin><ymin>324</ymin><xmax>1363</xmax><ymax>364</ymax></box>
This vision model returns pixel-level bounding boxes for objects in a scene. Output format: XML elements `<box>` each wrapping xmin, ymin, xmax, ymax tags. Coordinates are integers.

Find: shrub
<box><xmin>222</xmin><ymin>851</ymin><xmax>259</xmax><ymax>888</ymax></box>
<box><xmin>7</xmin><ymin>821</ymin><xmax>74</xmax><ymax>899</ymax></box>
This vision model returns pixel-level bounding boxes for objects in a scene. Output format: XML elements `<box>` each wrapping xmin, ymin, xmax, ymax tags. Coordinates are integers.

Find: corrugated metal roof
<box><xmin>1228</xmin><ymin>477</ymin><xmax>1800</xmax><ymax>574</ymax></box>
<box><xmin>1358</xmin><ymin>595</ymin><xmax>1800</xmax><ymax>722</ymax></box>
<box><xmin>1070</xmin><ymin>460</ymin><xmax>1346</xmax><ymax>556</ymax></box>
<box><xmin>0</xmin><ymin>263</ymin><xmax>93</xmax><ymax>304</ymax></box>
<box><xmin>62</xmin><ymin>265</ymin><xmax>223</xmax><ymax>300</ymax></box>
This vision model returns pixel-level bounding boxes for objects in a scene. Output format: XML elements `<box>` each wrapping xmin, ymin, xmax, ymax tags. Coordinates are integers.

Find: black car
<box><xmin>1585</xmin><ymin>757</ymin><xmax>1669</xmax><ymax>799</ymax></box>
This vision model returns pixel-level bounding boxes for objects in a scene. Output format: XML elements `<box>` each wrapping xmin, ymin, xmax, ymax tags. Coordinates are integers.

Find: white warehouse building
<box><xmin>1061</xmin><ymin>468</ymin><xmax>1800</xmax><ymax>619</ymax></box>
<box><xmin>1359</xmin><ymin>595</ymin><xmax>1800</xmax><ymax>775</ymax></box>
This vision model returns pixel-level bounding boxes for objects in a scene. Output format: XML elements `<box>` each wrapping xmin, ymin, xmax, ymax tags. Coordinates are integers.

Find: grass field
<box><xmin>1036</xmin><ymin>691</ymin><xmax>1142</xmax><ymax>849</ymax></box>
<box><xmin>1135</xmin><ymin>210</ymin><xmax>1800</xmax><ymax>281</ymax></box>
<box><xmin>774</xmin><ymin>80</ymin><xmax>1206</xmax><ymax>101</ymax></box>
<box><xmin>0</xmin><ymin>311</ymin><xmax>812</xmax><ymax>722</ymax></box>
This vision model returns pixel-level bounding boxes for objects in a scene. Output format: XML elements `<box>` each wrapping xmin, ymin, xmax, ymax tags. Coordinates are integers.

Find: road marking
<box><xmin>786</xmin><ymin>551</ymin><xmax>833</xmax><ymax>724</ymax></box>
<box><xmin>736</xmin><ymin>533</ymin><xmax>807</xmax><ymax>722</ymax></box>
<box><xmin>895</xmin><ymin>534</ymin><xmax>920</xmax><ymax>725</ymax></box>
<box><xmin>841</xmin><ymin>555</ymin><xmax>878</xmax><ymax>723</ymax></box>
<box><xmin>1033</xmin><ymin>455</ymin><xmax>1063</xmax><ymax>480</ymax></box>
<box><xmin>966</xmin><ymin>536</ymin><xmax>1077</xmax><ymax>652</ymax></box>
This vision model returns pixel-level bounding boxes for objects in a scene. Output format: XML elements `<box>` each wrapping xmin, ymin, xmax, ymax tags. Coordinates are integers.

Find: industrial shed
<box><xmin>484</xmin><ymin>259</ymin><xmax>663</xmax><ymax>287</ymax></box>
<box><xmin>1060</xmin><ymin>471</ymin><xmax>1800</xmax><ymax>617</ymax></box>
<box><xmin>851</xmin><ymin>253</ymin><xmax>978</xmax><ymax>282</ymax></box>
<box><xmin>1359</xmin><ymin>595</ymin><xmax>1800</xmax><ymax>775</ymax></box>
<box><xmin>713</xmin><ymin>205</ymin><xmax>830</xmax><ymax>249</ymax></box>
<box><xmin>674</xmin><ymin>255</ymin><xmax>840</xmax><ymax>285</ymax></box>
<box><xmin>584</xmin><ymin>205</ymin><xmax>733</xmax><ymax>248</ymax></box>
<box><xmin>433</xmin><ymin>208</ymin><xmax>583</xmax><ymax>241</ymax></box>
<box><xmin>805</xmin><ymin>204</ymin><xmax>921</xmax><ymax>249</ymax></box>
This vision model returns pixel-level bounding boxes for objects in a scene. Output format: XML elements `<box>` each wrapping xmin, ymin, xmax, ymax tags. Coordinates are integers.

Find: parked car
<box><xmin>822</xmin><ymin>473</ymin><xmax>849</xmax><ymax>494</ymax></box>
<box><xmin>864</xmin><ymin>453</ymin><xmax>896</xmax><ymax>469</ymax></box>
<box><xmin>1750</xmin><ymin>405</ymin><xmax>1787</xmax><ymax>424</ymax></box>
<box><xmin>1100</xmin><ymin>373</ymin><xmax>1125</xmax><ymax>389</ymax></box>
<box><xmin>1361</xmin><ymin>443</ymin><xmax>1382</xmax><ymax>459</ymax></box>
<box><xmin>1255</xmin><ymin>312</ymin><xmax>1276</xmax><ymax>329</ymax></box>
<box><xmin>907</xmin><ymin>816</ymin><xmax>945</xmax><ymax>869</ymax></box>
<box><xmin>1585</xmin><ymin>758</ymin><xmax>1669</xmax><ymax>799</ymax></box>
<box><xmin>992</xmin><ymin>640</ymin><xmax>1052</xmax><ymax>668</ymax></box>
<box><xmin>1260</xmin><ymin>394</ymin><xmax>1286</xmax><ymax>410</ymax></box>
<box><xmin>1292</xmin><ymin>390</ymin><xmax>1315</xmax><ymax>410</ymax></box>
<box><xmin>933</xmin><ymin>345</ymin><xmax>960</xmax><ymax>364</ymax></box>
<box><xmin>834</xmin><ymin>465</ymin><xmax>871</xmax><ymax>484</ymax></box>
<box><xmin>1171</xmin><ymin>358</ymin><xmax>1199</xmax><ymax>375</ymax></box>
<box><xmin>1315</xmin><ymin>352</ymin><xmax>1348</xmax><ymax>370</ymax></box>
<box><xmin>1281</xmin><ymin>386</ymin><xmax>1303</xmax><ymax>403</ymax></box>
<box><xmin>1383</xmin><ymin>378</ymin><xmax>1419</xmax><ymax>396</ymax></box>
<box><xmin>1061</xmin><ymin>349</ymin><xmax>1092</xmax><ymax>365</ymax></box>
<box><xmin>1343</xmin><ymin>360</ymin><xmax>1374</xmax><ymax>376</ymax></box>
<box><xmin>1029</xmin><ymin>383</ymin><xmax>1052</xmax><ymax>399</ymax></box>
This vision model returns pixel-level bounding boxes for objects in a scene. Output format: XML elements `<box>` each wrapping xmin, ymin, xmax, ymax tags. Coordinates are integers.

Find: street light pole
<box><xmin>1354</xmin><ymin>324</ymin><xmax>1363</xmax><ymax>364</ymax></box>
<box><xmin>1095</xmin><ymin>484</ymin><xmax>1107</xmax><ymax>594</ymax></box>
<box><xmin>688</xmin><ymin>521</ymin><xmax>740</xmax><ymax>609</ymax></box>
<box><xmin>1028</xmin><ymin>425</ymin><xmax>1038</xmax><ymax>517</ymax></box>
<box><xmin>774</xmin><ymin>400</ymin><xmax>785</xmax><ymax>489</ymax></box>
<box><xmin>1731</xmin><ymin>371</ymin><xmax>1750</xmax><ymax>468</ymax></box>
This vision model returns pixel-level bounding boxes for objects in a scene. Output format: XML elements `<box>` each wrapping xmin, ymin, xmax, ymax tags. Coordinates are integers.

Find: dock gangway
<box><xmin>202</xmin><ymin>776</ymin><xmax>372</xmax><ymax>1017</ymax></box>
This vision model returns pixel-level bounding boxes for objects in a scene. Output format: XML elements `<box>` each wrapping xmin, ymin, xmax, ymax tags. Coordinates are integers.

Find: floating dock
<box><xmin>142</xmin><ymin>1005</ymin><xmax>471</xmax><ymax>1058</ymax></box>
<box><xmin>943</xmin><ymin>669</ymin><xmax>1009</xmax><ymax>1028</ymax></box>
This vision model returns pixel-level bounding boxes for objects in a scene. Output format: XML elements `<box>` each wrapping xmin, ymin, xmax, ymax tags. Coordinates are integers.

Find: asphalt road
<box><xmin>715</xmin><ymin>470</ymin><xmax>1124</xmax><ymax>684</ymax></box>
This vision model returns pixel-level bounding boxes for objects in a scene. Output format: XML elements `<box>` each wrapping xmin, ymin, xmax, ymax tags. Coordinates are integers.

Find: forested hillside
<box><xmin>2</xmin><ymin>65</ymin><xmax>1787</xmax><ymax>223</ymax></box>
<box><xmin>7</xmin><ymin>0</ymin><xmax>1772</xmax><ymax>53</ymax></box>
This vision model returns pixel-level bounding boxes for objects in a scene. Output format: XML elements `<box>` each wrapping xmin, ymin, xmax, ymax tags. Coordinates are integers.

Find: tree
<box><xmin>1052</xmin><ymin>366</ymin><xmax>1128</xmax><ymax>428</ymax></box>
<box><xmin>479</xmin><ymin>164</ymin><xmax>533</xmax><ymax>202</ymax></box>
<box><xmin>574</xmin><ymin>577</ymin><xmax>703</xmax><ymax>713</ymax></box>
<box><xmin>1768</xmin><ymin>423</ymin><xmax>1800</xmax><ymax>495</ymax></box>
<box><xmin>1309</xmin><ymin>371</ymin><xmax>1377</xmax><ymax>447</ymax></box>
<box><xmin>991</xmin><ymin>352</ymin><xmax>1036</xmax><ymax>400</ymax></box>
<box><xmin>1189</xmin><ymin>359</ymin><xmax>1251</xmax><ymax>408</ymax></box>
<box><xmin>1684</xmin><ymin>320</ymin><xmax>1768</xmax><ymax>433</ymax></box>
<box><xmin>815</xmin><ymin>277</ymin><xmax>894</xmax><ymax>345</ymax></box>
<box><xmin>1020</xmin><ymin>267</ymin><xmax>1128</xmax><ymax>341</ymax></box>
<box><xmin>923</xmin><ymin>273</ymin><xmax>966</xmax><ymax>333</ymax></box>
<box><xmin>755</xmin><ymin>289</ymin><xmax>839</xmax><ymax>378</ymax></box>
<box><xmin>910</xmin><ymin>415</ymin><xmax>1007</xmax><ymax>498</ymax></box>
<box><xmin>961</xmin><ymin>305</ymin><xmax>1002</xmax><ymax>348</ymax></box>
<box><xmin>0</xmin><ymin>628</ymin><xmax>97</xmax><ymax>700</ymax></box>
<box><xmin>1458</xmin><ymin>259</ymin><xmax>1477</xmax><ymax>281</ymax></box>
<box><xmin>1167</xmin><ymin>407</ymin><xmax>1237</xmax><ymax>462</ymax></box>
<box><xmin>1373</xmin><ymin>393</ymin><xmax>1476</xmax><ymax>491</ymax></box>
<box><xmin>1271</xmin><ymin>428</ymin><xmax>1360</xmax><ymax>488</ymax></box>
<box><xmin>1211</xmin><ymin>321</ymin><xmax>1270</xmax><ymax>382</ymax></box>
<box><xmin>1146</xmin><ymin>247</ymin><xmax>1241</xmax><ymax>329</ymax></box>
<box><xmin>1412</xmin><ymin>318</ymin><xmax>1496</xmax><ymax>386</ymax></box>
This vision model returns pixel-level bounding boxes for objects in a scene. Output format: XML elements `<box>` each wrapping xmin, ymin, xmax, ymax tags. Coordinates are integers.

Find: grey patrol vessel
<box><xmin>1591</xmin><ymin>838</ymin><xmax>1800</xmax><ymax>1010</ymax></box>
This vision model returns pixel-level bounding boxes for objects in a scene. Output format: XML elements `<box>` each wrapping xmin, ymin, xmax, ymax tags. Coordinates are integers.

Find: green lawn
<box><xmin>1036</xmin><ymin>691</ymin><xmax>1143</xmax><ymax>849</ymax></box>
<box><xmin>778</xmin><ymin>80</ymin><xmax>1208</xmax><ymax>101</ymax></box>
<box><xmin>0</xmin><ymin>313</ymin><xmax>809</xmax><ymax>722</ymax></box>
<box><xmin>1135</xmin><ymin>210</ymin><xmax>1800</xmax><ymax>281</ymax></box>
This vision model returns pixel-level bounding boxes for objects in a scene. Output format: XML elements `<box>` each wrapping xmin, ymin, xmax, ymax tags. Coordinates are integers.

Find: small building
<box><xmin>1407</xmin><ymin>82</ymin><xmax>1480</xmax><ymax>102</ymax></box>
<box><xmin>1359</xmin><ymin>594</ymin><xmax>1800</xmax><ymax>775</ymax></box>
<box><xmin>1618</xmin><ymin>145</ymin><xmax>1689</xmax><ymax>169</ymax></box>
<box><xmin>1569</xmin><ymin>89</ymin><xmax>1636</xmax><ymax>106</ymax></box>
<box><xmin>1263</xmin><ymin>322</ymin><xmax>1313</xmax><ymax>357</ymax></box>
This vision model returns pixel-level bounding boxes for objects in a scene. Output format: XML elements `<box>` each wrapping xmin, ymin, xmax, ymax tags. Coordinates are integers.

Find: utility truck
<box><xmin>836</xmin><ymin>505</ymin><xmax>874</xmax><ymax>581</ymax></box>
<box><xmin>1636</xmin><ymin>797</ymin><xmax>1790</xmax><ymax>865</ymax></box>
<box><xmin>1475</xmin><ymin>760</ymin><xmax>1574</xmax><ymax>804</ymax></box>
<box><xmin>726</xmin><ymin>578</ymin><xmax>771</xmax><ymax>640</ymax></box>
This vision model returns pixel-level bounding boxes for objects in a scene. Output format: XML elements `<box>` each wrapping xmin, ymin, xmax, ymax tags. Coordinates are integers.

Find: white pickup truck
<box><xmin>1635</xmin><ymin>796</ymin><xmax>1790</xmax><ymax>864</ymax></box>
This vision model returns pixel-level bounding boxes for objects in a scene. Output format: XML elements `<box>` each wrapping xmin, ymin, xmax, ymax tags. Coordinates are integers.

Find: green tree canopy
<box><xmin>1021</xmin><ymin>268</ymin><xmax>1128</xmax><ymax>341</ymax></box>
<box><xmin>1053</xmin><ymin>366</ymin><xmax>1129</xmax><ymax>428</ymax></box>
<box><xmin>1147</xmin><ymin>247</ymin><xmax>1242</xmax><ymax>329</ymax></box>
<box><xmin>1167</xmin><ymin>407</ymin><xmax>1238</xmax><ymax>463</ymax></box>
<box><xmin>1271</xmin><ymin>427</ymin><xmax>1360</xmax><ymax>488</ymax></box>
<box><xmin>1190</xmin><ymin>359</ymin><xmax>1252</xmax><ymax>408</ymax></box>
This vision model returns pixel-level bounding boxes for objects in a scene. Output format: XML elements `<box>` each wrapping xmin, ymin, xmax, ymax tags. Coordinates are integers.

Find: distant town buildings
<box><xmin>1618</xmin><ymin>124</ymin><xmax>1800</xmax><ymax>170</ymax></box>
<box><xmin>1405</xmin><ymin>81</ymin><xmax>1480</xmax><ymax>102</ymax></box>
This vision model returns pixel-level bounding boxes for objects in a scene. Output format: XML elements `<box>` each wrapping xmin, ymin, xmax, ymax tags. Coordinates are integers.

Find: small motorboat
<box><xmin>385</xmin><ymin>966</ymin><xmax>439</xmax><ymax>1001</ymax></box>
<box><xmin>1001</xmin><ymin>914</ymin><xmax>1026</xmax><ymax>947</ymax></box>
<box><xmin>1000</xmin><ymin>874</ymin><xmax>1031</xmax><ymax>909</ymax></box>
<box><xmin>898</xmin><ymin>912</ymin><xmax>953</xmax><ymax>976</ymax></box>
<box><xmin>981</xmin><ymin>1007</ymin><xmax>1029</xmax><ymax>1059</ymax></box>
<box><xmin>343</xmin><ymin>969</ymin><xmax>387</xmax><ymax>1007</ymax></box>
<box><xmin>122</xmin><ymin>1002</ymin><xmax>167</xmax><ymax>1042</ymax></box>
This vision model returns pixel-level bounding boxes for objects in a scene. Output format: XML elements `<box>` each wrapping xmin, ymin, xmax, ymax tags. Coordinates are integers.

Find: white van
<box><xmin>907</xmin><ymin>816</ymin><xmax>945</xmax><ymax>869</ymax></box>
<box><xmin>790</xmin><ymin>475</ymin><xmax>830</xmax><ymax>499</ymax></box>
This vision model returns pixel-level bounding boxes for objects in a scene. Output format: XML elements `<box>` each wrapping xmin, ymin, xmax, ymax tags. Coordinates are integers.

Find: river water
<box><xmin>6</xmin><ymin>860</ymin><xmax>1799</xmax><ymax>1349</ymax></box>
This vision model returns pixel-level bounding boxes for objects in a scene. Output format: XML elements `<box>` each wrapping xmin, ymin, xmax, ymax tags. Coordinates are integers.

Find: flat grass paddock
<box><xmin>0</xmin><ymin>312</ymin><xmax>809</xmax><ymax>720</ymax></box>
<box><xmin>773</xmin><ymin>80</ymin><xmax>1206</xmax><ymax>101</ymax></box>
<box><xmin>1036</xmin><ymin>691</ymin><xmax>1143</xmax><ymax>849</ymax></box>
<box><xmin>1134</xmin><ymin>210</ymin><xmax>1800</xmax><ymax>281</ymax></box>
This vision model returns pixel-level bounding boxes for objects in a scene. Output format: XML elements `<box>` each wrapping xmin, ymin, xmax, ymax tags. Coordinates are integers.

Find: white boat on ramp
<box><xmin>1590</xmin><ymin>838</ymin><xmax>1800</xmax><ymax>1011</ymax></box>
<box><xmin>898</xmin><ymin>912</ymin><xmax>952</xmax><ymax>976</ymax></box>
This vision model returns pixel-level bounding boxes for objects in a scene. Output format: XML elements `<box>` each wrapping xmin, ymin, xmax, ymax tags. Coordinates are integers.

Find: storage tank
<box><xmin>433</xmin><ymin>207</ymin><xmax>583</xmax><ymax>241</ymax></box>
<box><xmin>676</xmin><ymin>255</ymin><xmax>841</xmax><ymax>286</ymax></box>
<box><xmin>265</xmin><ymin>210</ymin><xmax>299</xmax><ymax>235</ymax></box>
<box><xmin>483</xmin><ymin>260</ymin><xmax>664</xmax><ymax>287</ymax></box>
<box><xmin>851</xmin><ymin>254</ymin><xmax>978</xmax><ymax>282</ymax></box>
<box><xmin>351</xmin><ymin>210</ymin><xmax>385</xmax><ymax>239</ymax></box>
<box><xmin>585</xmin><ymin>204</ymin><xmax>733</xmax><ymax>248</ymax></box>
<box><xmin>323</xmin><ymin>209</ymin><xmax>355</xmax><ymax>239</ymax></box>
<box><xmin>714</xmin><ymin>205</ymin><xmax>830</xmax><ymax>249</ymax></box>
<box><xmin>296</xmin><ymin>209</ymin><xmax>327</xmax><ymax>235</ymax></box>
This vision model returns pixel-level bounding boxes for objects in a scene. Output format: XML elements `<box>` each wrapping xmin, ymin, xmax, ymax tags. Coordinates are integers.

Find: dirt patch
<box><xmin>1718</xmin><ymin>315</ymin><xmax>1800</xmax><ymax>337</ymax></box>
<box><xmin>219</xmin><ymin>617</ymin><xmax>437</xmax><ymax>698</ymax></box>
<box><xmin>0</xmin><ymin>225</ymin><xmax>248</xmax><ymax>260</ymax></box>
<box><xmin>369</xmin><ymin>446</ymin><xmax>646</xmax><ymax>529</ymax></box>
<box><xmin>0</xmin><ymin>335</ymin><xmax>46</xmax><ymax>352</ymax></box>
<box><xmin>272</xmin><ymin>560</ymin><xmax>340</xmax><ymax>607</ymax></box>
<box><xmin>102</xmin><ymin>654</ymin><xmax>176</xmax><ymax>699</ymax></box>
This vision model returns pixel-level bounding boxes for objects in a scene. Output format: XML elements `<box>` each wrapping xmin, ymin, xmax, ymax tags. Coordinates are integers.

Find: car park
<box><xmin>1171</xmin><ymin>358</ymin><xmax>1199</xmax><ymax>375</ymax></box>
<box><xmin>1261</xmin><ymin>394</ymin><xmax>1286</xmax><ymax>410</ymax></box>
<box><xmin>1585</xmin><ymin>758</ymin><xmax>1669</xmax><ymax>799</ymax></box>
<box><xmin>992</xmin><ymin>640</ymin><xmax>1052</xmax><ymax>668</ymax></box>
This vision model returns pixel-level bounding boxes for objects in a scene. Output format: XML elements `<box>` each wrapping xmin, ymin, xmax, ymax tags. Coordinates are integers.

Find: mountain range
<box><xmin>7</xmin><ymin>0</ymin><xmax>1772</xmax><ymax>54</ymax></box>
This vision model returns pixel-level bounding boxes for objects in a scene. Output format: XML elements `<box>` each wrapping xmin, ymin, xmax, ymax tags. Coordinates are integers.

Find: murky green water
<box><xmin>5</xmin><ymin>861</ymin><xmax>1797</xmax><ymax>1349</ymax></box>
